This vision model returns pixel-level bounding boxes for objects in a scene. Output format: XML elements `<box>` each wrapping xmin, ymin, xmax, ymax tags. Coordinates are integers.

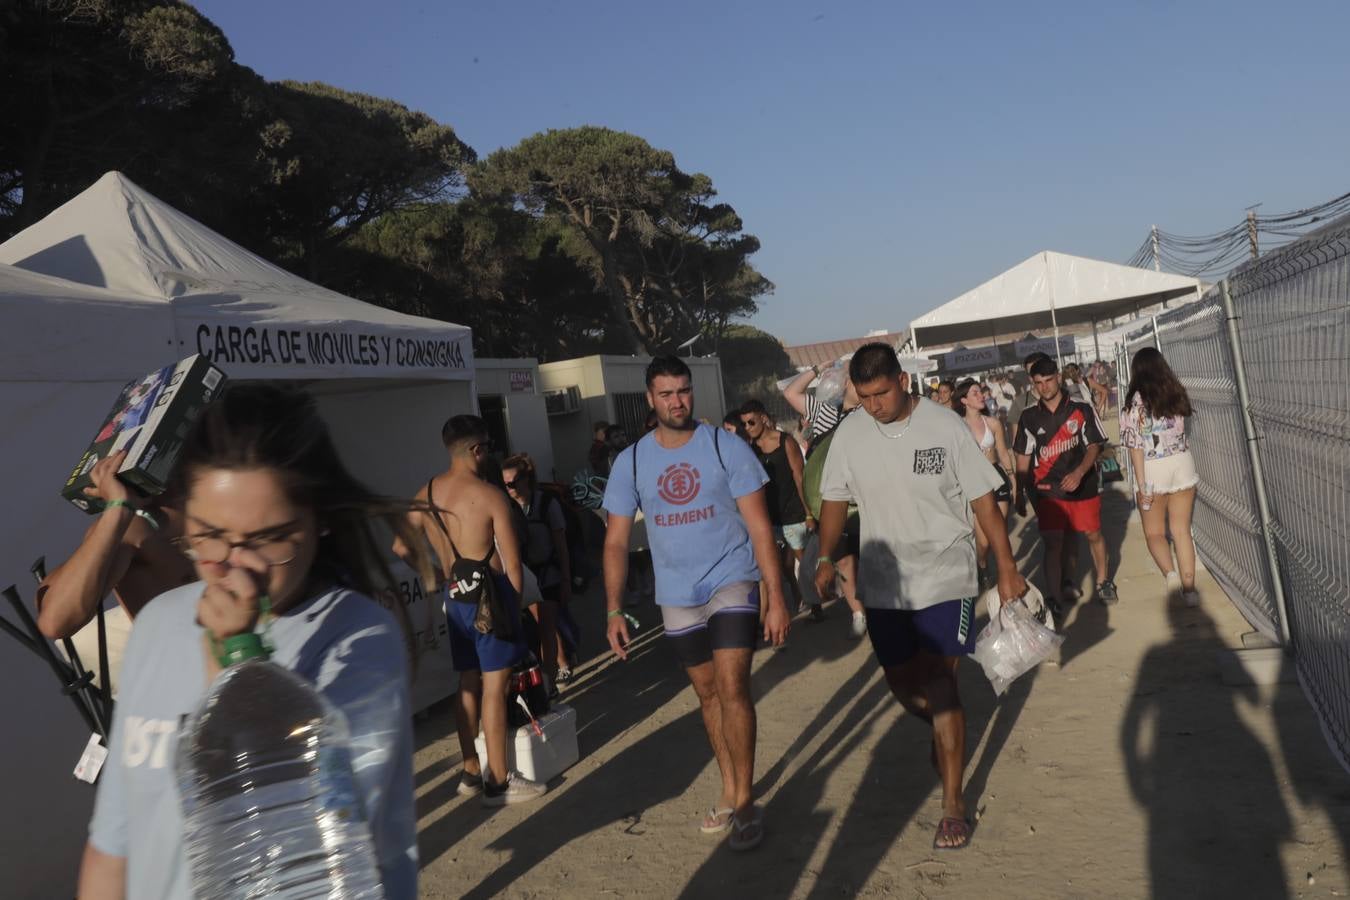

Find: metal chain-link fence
<box><xmin>1229</xmin><ymin>219</ymin><xmax>1350</xmax><ymax>769</ymax></box>
<box><xmin>1118</xmin><ymin>212</ymin><xmax>1350</xmax><ymax>771</ymax></box>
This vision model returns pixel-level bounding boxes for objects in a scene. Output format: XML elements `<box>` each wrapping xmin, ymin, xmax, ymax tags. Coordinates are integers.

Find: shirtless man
<box><xmin>394</xmin><ymin>415</ymin><xmax>545</xmax><ymax>806</ymax></box>
<box><xmin>37</xmin><ymin>450</ymin><xmax>195</xmax><ymax>666</ymax></box>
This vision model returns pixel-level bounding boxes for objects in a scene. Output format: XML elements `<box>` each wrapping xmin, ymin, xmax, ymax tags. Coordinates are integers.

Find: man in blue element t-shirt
<box><xmin>602</xmin><ymin>356</ymin><xmax>790</xmax><ymax>852</ymax></box>
<box><xmin>814</xmin><ymin>343</ymin><xmax>1029</xmax><ymax>853</ymax></box>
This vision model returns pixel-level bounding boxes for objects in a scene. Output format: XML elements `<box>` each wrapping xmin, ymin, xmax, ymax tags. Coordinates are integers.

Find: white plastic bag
<box><xmin>795</xmin><ymin>533</ymin><xmax>824</xmax><ymax>614</ymax></box>
<box><xmin>983</xmin><ymin>582</ymin><xmax>1055</xmax><ymax>632</ymax></box>
<box><xmin>972</xmin><ymin>586</ymin><xmax>1064</xmax><ymax>695</ymax></box>
<box><xmin>814</xmin><ymin>361</ymin><xmax>849</xmax><ymax>408</ymax></box>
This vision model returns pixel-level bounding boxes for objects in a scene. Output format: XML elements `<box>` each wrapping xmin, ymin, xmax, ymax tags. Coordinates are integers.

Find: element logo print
<box><xmin>657</xmin><ymin>462</ymin><xmax>701</xmax><ymax>505</ymax></box>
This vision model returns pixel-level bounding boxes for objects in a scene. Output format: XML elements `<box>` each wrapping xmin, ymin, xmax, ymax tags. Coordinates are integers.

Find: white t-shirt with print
<box><xmin>820</xmin><ymin>397</ymin><xmax>1004</xmax><ymax>611</ymax></box>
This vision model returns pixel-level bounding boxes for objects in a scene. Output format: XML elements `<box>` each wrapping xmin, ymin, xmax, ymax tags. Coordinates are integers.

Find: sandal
<box><xmin>700</xmin><ymin>806</ymin><xmax>735</xmax><ymax>835</ymax></box>
<box><xmin>728</xmin><ymin>809</ymin><xmax>764</xmax><ymax>851</ymax></box>
<box><xmin>933</xmin><ymin>816</ymin><xmax>972</xmax><ymax>851</ymax></box>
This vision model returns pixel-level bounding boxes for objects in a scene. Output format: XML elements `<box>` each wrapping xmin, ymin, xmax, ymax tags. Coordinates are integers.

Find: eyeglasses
<box><xmin>505</xmin><ymin>477</ymin><xmax>530</xmax><ymax>491</ymax></box>
<box><xmin>173</xmin><ymin>532</ymin><xmax>302</xmax><ymax>566</ymax></box>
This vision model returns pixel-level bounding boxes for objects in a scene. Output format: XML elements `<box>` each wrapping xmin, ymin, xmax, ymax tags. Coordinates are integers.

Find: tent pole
<box><xmin>1045</xmin><ymin>251</ymin><xmax>1063</xmax><ymax>368</ymax></box>
<box><xmin>1092</xmin><ymin>317</ymin><xmax>1101</xmax><ymax>362</ymax></box>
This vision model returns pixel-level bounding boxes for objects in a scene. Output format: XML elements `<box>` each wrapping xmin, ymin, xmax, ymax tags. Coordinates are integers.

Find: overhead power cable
<box><xmin>1125</xmin><ymin>188</ymin><xmax>1350</xmax><ymax>278</ymax></box>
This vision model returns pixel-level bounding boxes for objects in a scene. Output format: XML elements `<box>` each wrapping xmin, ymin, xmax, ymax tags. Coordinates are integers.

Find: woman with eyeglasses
<box><xmin>952</xmin><ymin>379</ymin><xmax>1015</xmax><ymax>582</ymax></box>
<box><xmin>79</xmin><ymin>384</ymin><xmax>433</xmax><ymax>900</ymax></box>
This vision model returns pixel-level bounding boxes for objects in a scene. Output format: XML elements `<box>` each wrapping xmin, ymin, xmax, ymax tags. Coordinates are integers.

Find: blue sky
<box><xmin>195</xmin><ymin>0</ymin><xmax>1350</xmax><ymax>345</ymax></box>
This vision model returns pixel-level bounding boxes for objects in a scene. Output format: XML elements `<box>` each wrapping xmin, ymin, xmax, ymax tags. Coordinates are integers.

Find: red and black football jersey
<box><xmin>1014</xmin><ymin>397</ymin><xmax>1107</xmax><ymax>500</ymax></box>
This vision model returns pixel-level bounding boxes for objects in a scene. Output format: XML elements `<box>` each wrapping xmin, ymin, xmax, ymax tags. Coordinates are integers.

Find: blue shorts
<box><xmin>864</xmin><ymin>598</ymin><xmax>976</xmax><ymax>668</ymax></box>
<box><xmin>445</xmin><ymin>574</ymin><xmax>527</xmax><ymax>674</ymax></box>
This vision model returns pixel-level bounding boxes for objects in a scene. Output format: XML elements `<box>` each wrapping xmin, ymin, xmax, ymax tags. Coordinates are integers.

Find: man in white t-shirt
<box><xmin>814</xmin><ymin>343</ymin><xmax>1027</xmax><ymax>851</ymax></box>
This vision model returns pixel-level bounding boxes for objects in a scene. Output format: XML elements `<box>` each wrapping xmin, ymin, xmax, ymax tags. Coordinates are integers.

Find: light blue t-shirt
<box><xmin>88</xmin><ymin>582</ymin><xmax>418</xmax><ymax>900</ymax></box>
<box><xmin>603</xmin><ymin>424</ymin><xmax>768</xmax><ymax>607</ymax></box>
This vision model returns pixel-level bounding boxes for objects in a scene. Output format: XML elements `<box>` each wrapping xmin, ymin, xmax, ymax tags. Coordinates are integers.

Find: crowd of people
<box><xmin>32</xmin><ymin>333</ymin><xmax>1199</xmax><ymax>894</ymax></box>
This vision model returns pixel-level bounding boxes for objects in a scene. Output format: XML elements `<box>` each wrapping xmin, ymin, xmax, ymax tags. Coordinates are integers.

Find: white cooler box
<box><xmin>474</xmin><ymin>702</ymin><xmax>579</xmax><ymax>784</ymax></box>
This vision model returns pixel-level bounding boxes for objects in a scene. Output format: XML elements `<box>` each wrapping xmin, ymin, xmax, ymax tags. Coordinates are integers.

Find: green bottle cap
<box><xmin>218</xmin><ymin>632</ymin><xmax>270</xmax><ymax>667</ymax></box>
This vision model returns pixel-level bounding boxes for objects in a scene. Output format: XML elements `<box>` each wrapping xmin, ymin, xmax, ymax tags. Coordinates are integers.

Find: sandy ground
<box><xmin>413</xmin><ymin>487</ymin><xmax>1350</xmax><ymax>899</ymax></box>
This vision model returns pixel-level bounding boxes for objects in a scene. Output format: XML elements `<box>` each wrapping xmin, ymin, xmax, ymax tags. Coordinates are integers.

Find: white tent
<box><xmin>0</xmin><ymin>172</ymin><xmax>473</xmax><ymax>381</ymax></box>
<box><xmin>909</xmin><ymin>251</ymin><xmax>1202</xmax><ymax>353</ymax></box>
<box><xmin>0</xmin><ymin>174</ymin><xmax>476</xmax><ymax>896</ymax></box>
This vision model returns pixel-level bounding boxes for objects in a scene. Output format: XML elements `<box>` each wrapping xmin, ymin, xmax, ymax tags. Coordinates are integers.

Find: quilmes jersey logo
<box><xmin>657</xmin><ymin>462</ymin><xmax>701</xmax><ymax>505</ymax></box>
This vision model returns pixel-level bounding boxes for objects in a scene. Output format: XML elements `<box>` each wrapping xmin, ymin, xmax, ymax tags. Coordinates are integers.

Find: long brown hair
<box><xmin>175</xmin><ymin>384</ymin><xmax>436</xmax><ymax>671</ymax></box>
<box><xmin>951</xmin><ymin>379</ymin><xmax>987</xmax><ymax>415</ymax></box>
<box><xmin>1126</xmin><ymin>347</ymin><xmax>1193</xmax><ymax>419</ymax></box>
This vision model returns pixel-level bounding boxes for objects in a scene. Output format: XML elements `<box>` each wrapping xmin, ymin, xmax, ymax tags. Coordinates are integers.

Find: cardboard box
<box><xmin>62</xmin><ymin>355</ymin><xmax>226</xmax><ymax>512</ymax></box>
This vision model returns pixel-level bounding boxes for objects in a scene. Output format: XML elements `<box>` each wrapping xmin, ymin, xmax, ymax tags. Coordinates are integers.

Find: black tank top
<box><xmin>756</xmin><ymin>437</ymin><xmax>806</xmax><ymax>526</ymax></box>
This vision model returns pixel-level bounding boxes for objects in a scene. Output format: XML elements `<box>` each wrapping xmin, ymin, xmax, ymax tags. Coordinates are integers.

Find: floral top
<box><xmin>1120</xmin><ymin>391</ymin><xmax>1189</xmax><ymax>460</ymax></box>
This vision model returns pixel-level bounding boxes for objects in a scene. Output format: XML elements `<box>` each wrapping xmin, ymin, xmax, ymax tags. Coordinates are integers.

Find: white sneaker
<box><xmin>849</xmin><ymin>611</ymin><xmax>867</xmax><ymax>639</ymax></box>
<box><xmin>481</xmin><ymin>771</ymin><xmax>547</xmax><ymax>807</ymax></box>
<box><xmin>1165</xmin><ymin>571</ymin><xmax>1183</xmax><ymax>604</ymax></box>
<box><xmin>1182</xmin><ymin>589</ymin><xmax>1201</xmax><ymax>608</ymax></box>
<box><xmin>456</xmin><ymin>770</ymin><xmax>483</xmax><ymax>796</ymax></box>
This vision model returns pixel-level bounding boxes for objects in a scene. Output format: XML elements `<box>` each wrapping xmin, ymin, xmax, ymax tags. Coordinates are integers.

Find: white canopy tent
<box><xmin>0</xmin><ymin>171</ymin><xmax>473</xmax><ymax>382</ymax></box>
<box><xmin>0</xmin><ymin>174</ymin><xmax>476</xmax><ymax>896</ymax></box>
<box><xmin>909</xmin><ymin>251</ymin><xmax>1202</xmax><ymax>362</ymax></box>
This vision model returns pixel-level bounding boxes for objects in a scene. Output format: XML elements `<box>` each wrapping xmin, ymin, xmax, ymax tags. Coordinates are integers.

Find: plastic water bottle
<box><xmin>176</xmin><ymin>634</ymin><xmax>384</xmax><ymax>899</ymax></box>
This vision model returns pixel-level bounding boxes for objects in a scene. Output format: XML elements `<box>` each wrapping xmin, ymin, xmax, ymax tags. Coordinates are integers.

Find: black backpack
<box><xmin>536</xmin><ymin>484</ymin><xmax>598</xmax><ymax>588</ymax></box>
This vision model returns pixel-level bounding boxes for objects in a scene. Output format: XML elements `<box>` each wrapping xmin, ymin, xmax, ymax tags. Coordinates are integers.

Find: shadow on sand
<box><xmin>1121</xmin><ymin>600</ymin><xmax>1293</xmax><ymax>898</ymax></box>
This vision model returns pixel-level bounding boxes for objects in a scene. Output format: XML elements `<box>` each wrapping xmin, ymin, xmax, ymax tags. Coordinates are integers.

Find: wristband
<box><xmin>607</xmin><ymin>609</ymin><xmax>640</xmax><ymax>630</ymax></box>
<box><xmin>816</xmin><ymin>556</ymin><xmax>834</xmax><ymax>569</ymax></box>
<box><xmin>102</xmin><ymin>498</ymin><xmax>131</xmax><ymax>513</ymax></box>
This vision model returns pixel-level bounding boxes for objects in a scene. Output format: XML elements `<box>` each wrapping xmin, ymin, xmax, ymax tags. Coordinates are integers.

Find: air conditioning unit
<box><xmin>544</xmin><ymin>385</ymin><xmax>582</xmax><ymax>416</ymax></box>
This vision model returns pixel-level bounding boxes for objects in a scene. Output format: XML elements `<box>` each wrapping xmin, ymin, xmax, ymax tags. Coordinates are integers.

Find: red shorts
<box><xmin>1035</xmin><ymin>495</ymin><xmax>1101</xmax><ymax>533</ymax></box>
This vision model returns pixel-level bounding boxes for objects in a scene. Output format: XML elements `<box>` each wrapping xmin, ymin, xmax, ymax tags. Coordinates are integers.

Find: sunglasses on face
<box><xmin>505</xmin><ymin>478</ymin><xmax>530</xmax><ymax>491</ymax></box>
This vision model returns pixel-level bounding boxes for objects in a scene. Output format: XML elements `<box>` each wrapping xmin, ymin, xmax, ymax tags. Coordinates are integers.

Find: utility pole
<box><xmin>1150</xmin><ymin>224</ymin><xmax>1161</xmax><ymax>271</ymax></box>
<box><xmin>1244</xmin><ymin>202</ymin><xmax>1263</xmax><ymax>260</ymax></box>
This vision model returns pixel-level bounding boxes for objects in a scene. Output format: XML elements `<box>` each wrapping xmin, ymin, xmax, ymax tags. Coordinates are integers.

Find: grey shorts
<box><xmin>660</xmin><ymin>581</ymin><xmax>760</xmax><ymax>667</ymax></box>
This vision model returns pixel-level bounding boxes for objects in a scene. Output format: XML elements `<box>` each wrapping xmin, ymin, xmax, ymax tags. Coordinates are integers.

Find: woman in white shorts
<box><xmin>1120</xmin><ymin>347</ymin><xmax>1200</xmax><ymax>606</ymax></box>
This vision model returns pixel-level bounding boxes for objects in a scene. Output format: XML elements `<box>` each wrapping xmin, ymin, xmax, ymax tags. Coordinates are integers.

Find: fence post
<box><xmin>1116</xmin><ymin>341</ymin><xmax>1134</xmax><ymax>493</ymax></box>
<box><xmin>1220</xmin><ymin>279</ymin><xmax>1293</xmax><ymax>647</ymax></box>
<box><xmin>1151</xmin><ymin>315</ymin><xmax>1162</xmax><ymax>351</ymax></box>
